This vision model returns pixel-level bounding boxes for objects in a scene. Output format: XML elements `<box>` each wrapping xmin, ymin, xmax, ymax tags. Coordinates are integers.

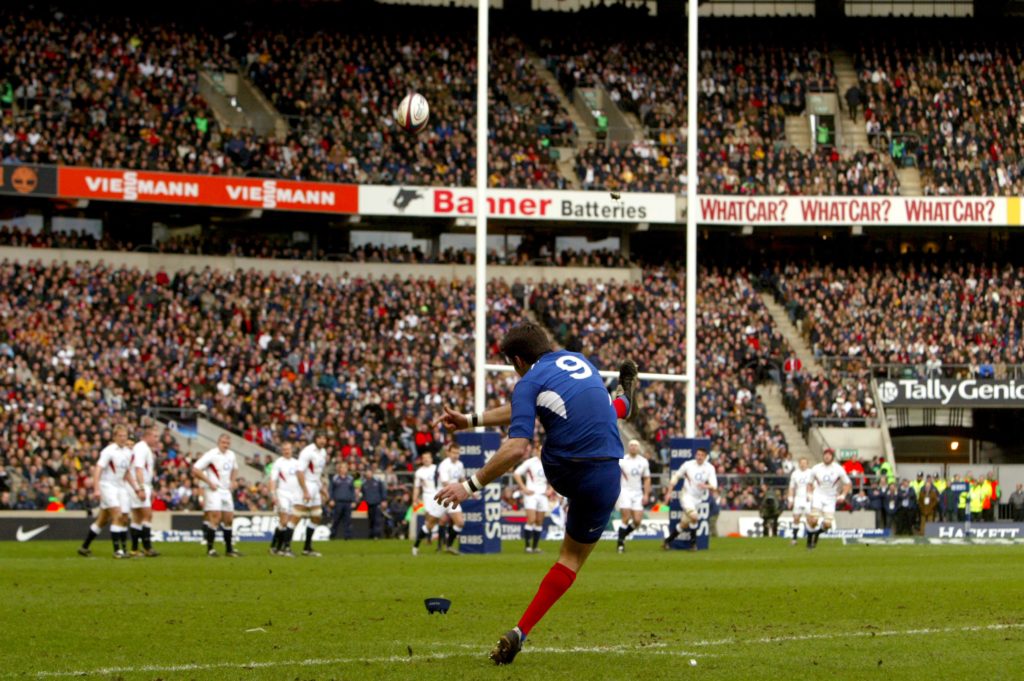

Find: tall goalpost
<box><xmin>473</xmin><ymin>0</ymin><xmax>698</xmax><ymax>440</ymax></box>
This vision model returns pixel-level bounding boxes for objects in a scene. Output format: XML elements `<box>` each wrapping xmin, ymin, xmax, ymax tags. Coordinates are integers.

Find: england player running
<box><xmin>128</xmin><ymin>425</ymin><xmax>160</xmax><ymax>557</ymax></box>
<box><xmin>411</xmin><ymin>452</ymin><xmax>444</xmax><ymax>556</ymax></box>
<box><xmin>79</xmin><ymin>425</ymin><xmax>142</xmax><ymax>558</ymax></box>
<box><xmin>295</xmin><ymin>432</ymin><xmax>329</xmax><ymax>557</ymax></box>
<box><xmin>662</xmin><ymin>447</ymin><xmax>717</xmax><ymax>551</ymax></box>
<box><xmin>434</xmin><ymin>323</ymin><xmax>638</xmax><ymax>665</ymax></box>
<box><xmin>192</xmin><ymin>434</ymin><xmax>241</xmax><ymax>557</ymax></box>
<box><xmin>806</xmin><ymin>448</ymin><xmax>852</xmax><ymax>549</ymax></box>
<box><xmin>513</xmin><ymin>444</ymin><xmax>549</xmax><ymax>553</ymax></box>
<box><xmin>616</xmin><ymin>439</ymin><xmax>651</xmax><ymax>553</ymax></box>
<box><xmin>268</xmin><ymin>442</ymin><xmax>302</xmax><ymax>557</ymax></box>
<box><xmin>436</xmin><ymin>442</ymin><xmax>466</xmax><ymax>554</ymax></box>
<box><xmin>787</xmin><ymin>457</ymin><xmax>813</xmax><ymax>545</ymax></box>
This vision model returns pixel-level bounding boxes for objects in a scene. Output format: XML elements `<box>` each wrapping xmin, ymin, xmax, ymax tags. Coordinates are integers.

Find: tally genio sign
<box><xmin>878</xmin><ymin>378</ymin><xmax>1024</xmax><ymax>407</ymax></box>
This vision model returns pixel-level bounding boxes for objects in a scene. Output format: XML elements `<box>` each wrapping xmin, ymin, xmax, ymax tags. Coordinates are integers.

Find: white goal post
<box><xmin>473</xmin><ymin>0</ymin><xmax>698</xmax><ymax>437</ymax></box>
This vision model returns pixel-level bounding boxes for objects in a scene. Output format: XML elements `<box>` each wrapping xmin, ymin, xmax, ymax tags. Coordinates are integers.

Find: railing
<box><xmin>812</xmin><ymin>358</ymin><xmax>1024</xmax><ymax>382</ymax></box>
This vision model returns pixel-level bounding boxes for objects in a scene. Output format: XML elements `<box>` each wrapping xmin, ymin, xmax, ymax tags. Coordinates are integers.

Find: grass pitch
<box><xmin>2</xmin><ymin>538</ymin><xmax>1022</xmax><ymax>680</ymax></box>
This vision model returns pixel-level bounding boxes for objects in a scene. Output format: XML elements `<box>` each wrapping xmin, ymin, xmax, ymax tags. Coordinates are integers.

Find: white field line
<box><xmin>27</xmin><ymin>623</ymin><xmax>1023</xmax><ymax>678</ymax></box>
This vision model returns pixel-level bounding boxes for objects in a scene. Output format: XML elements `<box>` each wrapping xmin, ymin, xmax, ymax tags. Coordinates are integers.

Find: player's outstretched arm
<box><xmin>433</xmin><ymin>404</ymin><xmax>513</xmax><ymax>432</ymax></box>
<box><xmin>435</xmin><ymin>437</ymin><xmax>529</xmax><ymax>508</ymax></box>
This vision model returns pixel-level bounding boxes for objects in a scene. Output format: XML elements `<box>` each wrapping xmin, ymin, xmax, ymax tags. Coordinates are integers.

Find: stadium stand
<box><xmin>854</xmin><ymin>34</ymin><xmax>1024</xmax><ymax>196</ymax></box>
<box><xmin>0</xmin><ymin>253</ymin><xmax>801</xmax><ymax>511</ymax></box>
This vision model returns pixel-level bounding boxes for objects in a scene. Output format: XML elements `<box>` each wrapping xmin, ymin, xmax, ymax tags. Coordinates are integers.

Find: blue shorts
<box><xmin>542</xmin><ymin>456</ymin><xmax>621</xmax><ymax>544</ymax></box>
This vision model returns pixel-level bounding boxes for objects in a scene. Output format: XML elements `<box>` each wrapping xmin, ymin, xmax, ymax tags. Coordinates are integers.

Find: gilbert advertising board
<box><xmin>456</xmin><ymin>431</ymin><xmax>502</xmax><ymax>553</ymax></box>
<box><xmin>359</xmin><ymin>185</ymin><xmax>677</xmax><ymax>223</ymax></box>
<box><xmin>667</xmin><ymin>437</ymin><xmax>712</xmax><ymax>551</ymax></box>
<box><xmin>738</xmin><ymin>516</ymin><xmax>888</xmax><ymax>539</ymax></box>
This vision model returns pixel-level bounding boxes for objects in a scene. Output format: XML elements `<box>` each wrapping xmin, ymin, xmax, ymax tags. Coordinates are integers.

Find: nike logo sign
<box><xmin>16</xmin><ymin>525</ymin><xmax>50</xmax><ymax>542</ymax></box>
<box><xmin>588</xmin><ymin>525</ymin><xmax>604</xmax><ymax>533</ymax></box>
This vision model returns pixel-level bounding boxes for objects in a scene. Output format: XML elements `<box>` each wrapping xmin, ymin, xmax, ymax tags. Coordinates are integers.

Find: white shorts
<box><xmin>202</xmin><ymin>488</ymin><xmax>234</xmax><ymax>513</ymax></box>
<box><xmin>100</xmin><ymin>482</ymin><xmax>130</xmax><ymax>513</ymax></box>
<box><xmin>811</xmin><ymin>492</ymin><xmax>837</xmax><ymax>519</ymax></box>
<box><xmin>276</xmin><ymin>491</ymin><xmax>296</xmax><ymax>515</ymax></box>
<box><xmin>424</xmin><ymin>497</ymin><xmax>459</xmax><ymax>518</ymax></box>
<box><xmin>681</xmin><ymin>494</ymin><xmax>701</xmax><ymax>516</ymax></box>
<box><xmin>523</xmin><ymin>492</ymin><xmax>550</xmax><ymax>513</ymax></box>
<box><xmin>617</xmin><ymin>489</ymin><xmax>644</xmax><ymax>512</ymax></box>
<box><xmin>792</xmin><ymin>498</ymin><xmax>811</xmax><ymax>515</ymax></box>
<box><xmin>295</xmin><ymin>482</ymin><xmax>322</xmax><ymax>512</ymax></box>
<box><xmin>130</xmin><ymin>485</ymin><xmax>153</xmax><ymax>510</ymax></box>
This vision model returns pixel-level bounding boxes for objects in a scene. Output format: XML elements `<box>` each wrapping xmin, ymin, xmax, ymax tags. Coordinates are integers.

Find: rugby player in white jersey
<box><xmin>662</xmin><ymin>447</ymin><xmax>717</xmax><ymax>551</ymax></box>
<box><xmin>616</xmin><ymin>439</ymin><xmax>651</xmax><ymax>553</ymax></box>
<box><xmin>806</xmin><ymin>448</ymin><xmax>852</xmax><ymax>549</ymax></box>
<box><xmin>128</xmin><ymin>425</ymin><xmax>161</xmax><ymax>557</ymax></box>
<box><xmin>192</xmin><ymin>434</ymin><xmax>241</xmax><ymax>557</ymax></box>
<box><xmin>436</xmin><ymin>442</ymin><xmax>467</xmax><ymax>554</ymax></box>
<box><xmin>787</xmin><ymin>457</ymin><xmax>814</xmax><ymax>546</ymax></box>
<box><xmin>78</xmin><ymin>425</ymin><xmax>142</xmax><ymax>558</ymax></box>
<box><xmin>411</xmin><ymin>452</ymin><xmax>444</xmax><ymax>556</ymax></box>
<box><xmin>295</xmin><ymin>432</ymin><xmax>330</xmax><ymax>557</ymax></box>
<box><xmin>513</xmin><ymin>444</ymin><xmax>550</xmax><ymax>553</ymax></box>
<box><xmin>268</xmin><ymin>442</ymin><xmax>302</xmax><ymax>557</ymax></box>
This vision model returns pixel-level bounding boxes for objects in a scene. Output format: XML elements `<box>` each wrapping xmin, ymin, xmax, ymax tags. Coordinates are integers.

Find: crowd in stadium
<box><xmin>4</xmin><ymin>6</ymin><xmax>1013</xmax><ymax>198</ymax></box>
<box><xmin>0</xmin><ymin>254</ymin><xmax>803</xmax><ymax>513</ymax></box>
<box><xmin>0</xmin><ymin>225</ymin><xmax>633</xmax><ymax>267</ymax></box>
<box><xmin>854</xmin><ymin>38</ymin><xmax>1024</xmax><ymax>196</ymax></box>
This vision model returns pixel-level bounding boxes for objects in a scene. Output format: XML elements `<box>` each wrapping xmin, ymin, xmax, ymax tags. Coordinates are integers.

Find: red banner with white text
<box><xmin>57</xmin><ymin>168</ymin><xmax>359</xmax><ymax>214</ymax></box>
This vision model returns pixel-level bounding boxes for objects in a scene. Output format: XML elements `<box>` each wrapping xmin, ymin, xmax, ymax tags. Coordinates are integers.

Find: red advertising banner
<box><xmin>57</xmin><ymin>168</ymin><xmax>359</xmax><ymax>215</ymax></box>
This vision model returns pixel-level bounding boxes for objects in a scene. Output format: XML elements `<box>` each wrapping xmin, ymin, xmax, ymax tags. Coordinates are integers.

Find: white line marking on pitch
<box><xmin>27</xmin><ymin>623</ymin><xmax>1022</xmax><ymax>678</ymax></box>
<box><xmin>688</xmin><ymin>622</ymin><xmax>1024</xmax><ymax>648</ymax></box>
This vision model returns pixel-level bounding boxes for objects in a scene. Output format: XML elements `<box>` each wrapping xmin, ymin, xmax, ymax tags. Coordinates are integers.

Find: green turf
<box><xmin>1</xmin><ymin>538</ymin><xmax>1022</xmax><ymax>680</ymax></box>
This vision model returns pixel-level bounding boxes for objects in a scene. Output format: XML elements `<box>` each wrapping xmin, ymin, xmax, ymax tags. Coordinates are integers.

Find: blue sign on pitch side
<box><xmin>456</xmin><ymin>431</ymin><xmax>503</xmax><ymax>554</ymax></box>
<box><xmin>667</xmin><ymin>437</ymin><xmax>712</xmax><ymax>551</ymax></box>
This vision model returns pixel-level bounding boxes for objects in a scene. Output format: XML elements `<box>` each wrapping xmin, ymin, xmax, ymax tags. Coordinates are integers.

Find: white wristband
<box><xmin>461</xmin><ymin>480</ymin><xmax>473</xmax><ymax>495</ymax></box>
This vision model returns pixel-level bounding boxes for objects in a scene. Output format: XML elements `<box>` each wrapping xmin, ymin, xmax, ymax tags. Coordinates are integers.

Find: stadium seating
<box><xmin>854</xmin><ymin>38</ymin><xmax>1024</xmax><ymax>195</ymax></box>
<box><xmin>0</xmin><ymin>254</ymin><xmax>803</xmax><ymax>511</ymax></box>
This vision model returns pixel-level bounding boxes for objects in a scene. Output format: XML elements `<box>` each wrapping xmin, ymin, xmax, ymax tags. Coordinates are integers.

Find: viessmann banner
<box><xmin>695</xmin><ymin>195</ymin><xmax>1020</xmax><ymax>227</ymax></box>
<box><xmin>4</xmin><ymin>163</ymin><xmax>1024</xmax><ymax>226</ymax></box>
<box><xmin>57</xmin><ymin>167</ymin><xmax>359</xmax><ymax>214</ymax></box>
<box><xmin>878</xmin><ymin>378</ymin><xmax>1024</xmax><ymax>407</ymax></box>
<box><xmin>358</xmin><ymin>185</ymin><xmax>678</xmax><ymax>223</ymax></box>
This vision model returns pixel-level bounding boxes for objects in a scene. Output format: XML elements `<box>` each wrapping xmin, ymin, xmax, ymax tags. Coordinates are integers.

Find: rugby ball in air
<box><xmin>396</xmin><ymin>93</ymin><xmax>430</xmax><ymax>134</ymax></box>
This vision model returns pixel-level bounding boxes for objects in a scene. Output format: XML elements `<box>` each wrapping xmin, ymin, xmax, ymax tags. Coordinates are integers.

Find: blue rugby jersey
<box><xmin>508</xmin><ymin>350</ymin><xmax>623</xmax><ymax>460</ymax></box>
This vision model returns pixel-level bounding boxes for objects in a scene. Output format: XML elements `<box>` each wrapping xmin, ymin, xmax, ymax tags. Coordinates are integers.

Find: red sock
<box><xmin>517</xmin><ymin>562</ymin><xmax>577</xmax><ymax>636</ymax></box>
<box><xmin>613</xmin><ymin>397</ymin><xmax>628</xmax><ymax>419</ymax></box>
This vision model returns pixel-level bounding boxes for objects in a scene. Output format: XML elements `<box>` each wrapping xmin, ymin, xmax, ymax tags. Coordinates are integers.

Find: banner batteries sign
<box><xmin>877</xmin><ymin>378</ymin><xmax>1024</xmax><ymax>407</ymax></box>
<box><xmin>359</xmin><ymin>186</ymin><xmax>677</xmax><ymax>223</ymax></box>
<box><xmin>667</xmin><ymin>437</ymin><xmax>712</xmax><ymax>551</ymax></box>
<box><xmin>695</xmin><ymin>196</ymin><xmax>1015</xmax><ymax>227</ymax></box>
<box><xmin>456</xmin><ymin>431</ymin><xmax>503</xmax><ymax>554</ymax></box>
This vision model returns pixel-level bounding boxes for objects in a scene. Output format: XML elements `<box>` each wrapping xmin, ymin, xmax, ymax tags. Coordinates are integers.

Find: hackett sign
<box><xmin>878</xmin><ymin>378</ymin><xmax>1024</xmax><ymax>407</ymax></box>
